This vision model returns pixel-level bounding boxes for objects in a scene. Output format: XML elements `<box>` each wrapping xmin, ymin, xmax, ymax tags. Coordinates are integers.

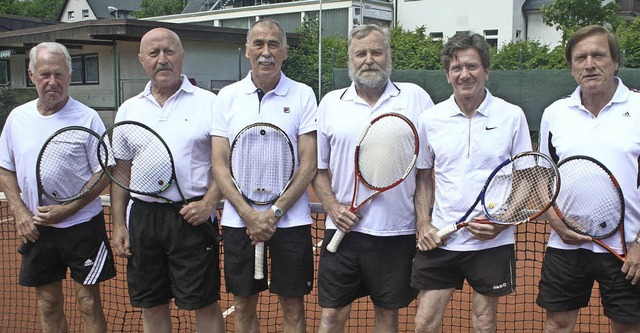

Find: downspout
<box><xmin>112</xmin><ymin>42</ymin><xmax>120</xmax><ymax>125</ymax></box>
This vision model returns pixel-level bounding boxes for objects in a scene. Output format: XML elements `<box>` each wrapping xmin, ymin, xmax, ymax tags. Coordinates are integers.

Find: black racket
<box><xmin>326</xmin><ymin>113</ymin><xmax>419</xmax><ymax>253</ymax></box>
<box><xmin>229</xmin><ymin>123</ymin><xmax>295</xmax><ymax>280</ymax></box>
<box><xmin>553</xmin><ymin>155</ymin><xmax>626</xmax><ymax>261</ymax></box>
<box><xmin>434</xmin><ymin>151</ymin><xmax>560</xmax><ymax>243</ymax></box>
<box><xmin>19</xmin><ymin>126</ymin><xmax>107</xmax><ymax>254</ymax></box>
<box><xmin>98</xmin><ymin>121</ymin><xmax>217</xmax><ymax>240</ymax></box>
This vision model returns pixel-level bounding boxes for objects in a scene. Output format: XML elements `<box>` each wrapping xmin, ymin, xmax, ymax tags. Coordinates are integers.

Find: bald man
<box><xmin>110</xmin><ymin>28</ymin><xmax>224</xmax><ymax>333</ymax></box>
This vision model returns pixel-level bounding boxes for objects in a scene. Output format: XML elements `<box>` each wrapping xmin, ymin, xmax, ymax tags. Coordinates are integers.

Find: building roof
<box><xmin>0</xmin><ymin>14</ymin><xmax>57</xmax><ymax>32</ymax></box>
<box><xmin>522</xmin><ymin>0</ymin><xmax>555</xmax><ymax>11</ymax></box>
<box><xmin>0</xmin><ymin>18</ymin><xmax>257</xmax><ymax>54</ymax></box>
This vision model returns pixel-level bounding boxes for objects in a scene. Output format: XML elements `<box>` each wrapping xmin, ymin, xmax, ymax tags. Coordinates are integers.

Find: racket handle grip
<box><xmin>254</xmin><ymin>242</ymin><xmax>265</xmax><ymax>280</ymax></box>
<box><xmin>326</xmin><ymin>230</ymin><xmax>346</xmax><ymax>253</ymax></box>
<box><xmin>436</xmin><ymin>223</ymin><xmax>459</xmax><ymax>240</ymax></box>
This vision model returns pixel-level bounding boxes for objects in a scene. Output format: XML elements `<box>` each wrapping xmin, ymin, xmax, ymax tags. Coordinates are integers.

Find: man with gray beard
<box><xmin>313</xmin><ymin>24</ymin><xmax>434</xmax><ymax>332</ymax></box>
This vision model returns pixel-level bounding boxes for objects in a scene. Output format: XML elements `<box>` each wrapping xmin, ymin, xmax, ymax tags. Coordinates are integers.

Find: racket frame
<box><xmin>229</xmin><ymin>122</ymin><xmax>295</xmax><ymax>280</ymax></box>
<box><xmin>553</xmin><ymin>155</ymin><xmax>626</xmax><ymax>261</ymax></box>
<box><xmin>327</xmin><ymin>112</ymin><xmax>419</xmax><ymax>253</ymax></box>
<box><xmin>436</xmin><ymin>151</ymin><xmax>560</xmax><ymax>239</ymax></box>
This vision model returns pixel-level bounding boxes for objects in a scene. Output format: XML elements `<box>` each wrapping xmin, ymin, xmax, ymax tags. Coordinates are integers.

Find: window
<box><xmin>82</xmin><ymin>9</ymin><xmax>89</xmax><ymax>18</ymax></box>
<box><xmin>430</xmin><ymin>32</ymin><xmax>443</xmax><ymax>41</ymax></box>
<box><xmin>484</xmin><ymin>29</ymin><xmax>498</xmax><ymax>48</ymax></box>
<box><xmin>67</xmin><ymin>11</ymin><xmax>75</xmax><ymax>20</ymax></box>
<box><xmin>71</xmin><ymin>54</ymin><xmax>99</xmax><ymax>85</ymax></box>
<box><xmin>0</xmin><ymin>61</ymin><xmax>9</xmax><ymax>86</ymax></box>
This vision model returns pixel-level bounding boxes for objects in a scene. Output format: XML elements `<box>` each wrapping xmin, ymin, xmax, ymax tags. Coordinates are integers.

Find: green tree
<box><xmin>492</xmin><ymin>39</ymin><xmax>566</xmax><ymax>70</ymax></box>
<box><xmin>541</xmin><ymin>0</ymin><xmax>623</xmax><ymax>44</ymax></box>
<box><xmin>132</xmin><ymin>0</ymin><xmax>184</xmax><ymax>18</ymax></box>
<box><xmin>618</xmin><ymin>16</ymin><xmax>640</xmax><ymax>68</ymax></box>
<box><xmin>284</xmin><ymin>17</ymin><xmax>348</xmax><ymax>99</ymax></box>
<box><xmin>0</xmin><ymin>0</ymin><xmax>63</xmax><ymax>20</ymax></box>
<box><xmin>390</xmin><ymin>26</ymin><xmax>443</xmax><ymax>70</ymax></box>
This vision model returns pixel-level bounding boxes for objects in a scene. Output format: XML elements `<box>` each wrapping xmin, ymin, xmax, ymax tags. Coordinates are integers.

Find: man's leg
<box><xmin>471</xmin><ymin>291</ymin><xmax>499</xmax><ymax>333</ymax></box>
<box><xmin>74</xmin><ymin>282</ymin><xmax>107</xmax><ymax>333</ymax></box>
<box><xmin>142</xmin><ymin>304</ymin><xmax>171</xmax><ymax>333</ymax></box>
<box><xmin>36</xmin><ymin>281</ymin><xmax>67</xmax><ymax>333</ymax></box>
<box><xmin>414</xmin><ymin>288</ymin><xmax>455</xmax><ymax>333</ymax></box>
<box><xmin>318</xmin><ymin>304</ymin><xmax>351</xmax><ymax>333</ymax></box>
<box><xmin>195</xmin><ymin>301</ymin><xmax>225</xmax><ymax>333</ymax></box>
<box><xmin>373</xmin><ymin>306</ymin><xmax>398</xmax><ymax>333</ymax></box>
<box><xmin>543</xmin><ymin>310</ymin><xmax>579</xmax><ymax>333</ymax></box>
<box><xmin>234</xmin><ymin>294</ymin><xmax>259</xmax><ymax>333</ymax></box>
<box><xmin>279</xmin><ymin>295</ymin><xmax>305</xmax><ymax>333</ymax></box>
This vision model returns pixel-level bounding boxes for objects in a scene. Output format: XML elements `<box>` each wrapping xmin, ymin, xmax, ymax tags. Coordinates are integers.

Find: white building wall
<box><xmin>525</xmin><ymin>11</ymin><xmax>563</xmax><ymax>47</ymax></box>
<box><xmin>396</xmin><ymin>0</ymin><xmax>522</xmax><ymax>46</ymax></box>
<box><xmin>60</xmin><ymin>0</ymin><xmax>96</xmax><ymax>23</ymax></box>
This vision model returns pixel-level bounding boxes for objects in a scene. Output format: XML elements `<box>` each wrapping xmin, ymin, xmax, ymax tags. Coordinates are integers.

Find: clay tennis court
<box><xmin>0</xmin><ymin>195</ymin><xmax>611</xmax><ymax>332</ymax></box>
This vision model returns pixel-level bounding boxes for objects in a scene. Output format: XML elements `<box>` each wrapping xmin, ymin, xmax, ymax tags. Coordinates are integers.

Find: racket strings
<box><xmin>484</xmin><ymin>155</ymin><xmax>558</xmax><ymax>224</ymax></box>
<box><xmin>357</xmin><ymin>116</ymin><xmax>417</xmax><ymax>189</ymax></box>
<box><xmin>39</xmin><ymin>129</ymin><xmax>102</xmax><ymax>202</ymax></box>
<box><xmin>556</xmin><ymin>159</ymin><xmax>623</xmax><ymax>238</ymax></box>
<box><xmin>231</xmin><ymin>125</ymin><xmax>294</xmax><ymax>204</ymax></box>
<box><xmin>106</xmin><ymin>124</ymin><xmax>173</xmax><ymax>195</ymax></box>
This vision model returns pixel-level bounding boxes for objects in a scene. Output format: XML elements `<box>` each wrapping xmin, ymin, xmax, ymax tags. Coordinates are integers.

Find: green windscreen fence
<box><xmin>331</xmin><ymin>68</ymin><xmax>640</xmax><ymax>132</ymax></box>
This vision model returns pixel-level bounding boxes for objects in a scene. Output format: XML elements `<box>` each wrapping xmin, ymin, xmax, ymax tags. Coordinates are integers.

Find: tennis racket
<box><xmin>19</xmin><ymin>126</ymin><xmax>107</xmax><ymax>254</ymax></box>
<box><xmin>98</xmin><ymin>121</ymin><xmax>217</xmax><ymax>241</ymax></box>
<box><xmin>229</xmin><ymin>123</ymin><xmax>295</xmax><ymax>280</ymax></box>
<box><xmin>553</xmin><ymin>155</ymin><xmax>626</xmax><ymax>261</ymax></box>
<box><xmin>434</xmin><ymin>151</ymin><xmax>560</xmax><ymax>241</ymax></box>
<box><xmin>326</xmin><ymin>113</ymin><xmax>419</xmax><ymax>253</ymax></box>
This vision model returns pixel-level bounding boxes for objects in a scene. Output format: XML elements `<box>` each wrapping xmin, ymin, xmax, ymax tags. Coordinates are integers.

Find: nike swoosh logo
<box><xmin>485</xmin><ymin>126</ymin><xmax>497</xmax><ymax>130</ymax></box>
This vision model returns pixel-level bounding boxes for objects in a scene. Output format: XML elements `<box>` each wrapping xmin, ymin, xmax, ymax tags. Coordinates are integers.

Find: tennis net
<box><xmin>0</xmin><ymin>195</ymin><xmax>610</xmax><ymax>332</ymax></box>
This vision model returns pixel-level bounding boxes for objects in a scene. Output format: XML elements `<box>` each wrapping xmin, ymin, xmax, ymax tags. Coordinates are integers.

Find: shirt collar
<box><xmin>240</xmin><ymin>71</ymin><xmax>290</xmax><ymax>97</ymax></box>
<box><xmin>568</xmin><ymin>77</ymin><xmax>628</xmax><ymax>109</ymax></box>
<box><xmin>340</xmin><ymin>79</ymin><xmax>400</xmax><ymax>104</ymax></box>
<box><xmin>140</xmin><ymin>74</ymin><xmax>193</xmax><ymax>98</ymax></box>
<box><xmin>444</xmin><ymin>88</ymin><xmax>494</xmax><ymax>118</ymax></box>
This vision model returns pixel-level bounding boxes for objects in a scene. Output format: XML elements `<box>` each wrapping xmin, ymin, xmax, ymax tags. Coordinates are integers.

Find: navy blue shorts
<box><xmin>20</xmin><ymin>212</ymin><xmax>116</xmax><ymax>287</ymax></box>
<box><xmin>318</xmin><ymin>230</ymin><xmax>418</xmax><ymax>309</ymax></box>
<box><xmin>537</xmin><ymin>247</ymin><xmax>640</xmax><ymax>324</ymax></box>
<box><xmin>411</xmin><ymin>244</ymin><xmax>516</xmax><ymax>297</ymax></box>
<box><xmin>127</xmin><ymin>199</ymin><xmax>221</xmax><ymax>310</ymax></box>
<box><xmin>222</xmin><ymin>225</ymin><xmax>314</xmax><ymax>297</ymax></box>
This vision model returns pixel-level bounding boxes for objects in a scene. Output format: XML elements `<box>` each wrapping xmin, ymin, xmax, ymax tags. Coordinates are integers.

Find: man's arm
<box><xmin>272</xmin><ymin>131</ymin><xmax>317</xmax><ymax>214</ymax></box>
<box><xmin>180</xmin><ymin>166</ymin><xmax>223</xmax><ymax>226</ymax></box>
<box><xmin>110</xmin><ymin>161</ymin><xmax>132</xmax><ymax>258</ymax></box>
<box><xmin>311</xmin><ymin>169</ymin><xmax>359</xmax><ymax>232</ymax></box>
<box><xmin>0</xmin><ymin>167</ymin><xmax>37</xmax><ymax>242</ymax></box>
<box><xmin>414</xmin><ymin>168</ymin><xmax>439</xmax><ymax>251</ymax></box>
<box><xmin>211</xmin><ymin>136</ymin><xmax>275</xmax><ymax>243</ymax></box>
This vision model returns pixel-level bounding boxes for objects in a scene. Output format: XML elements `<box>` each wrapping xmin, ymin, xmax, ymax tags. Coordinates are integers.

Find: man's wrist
<box><xmin>634</xmin><ymin>235</ymin><xmax>640</xmax><ymax>246</ymax></box>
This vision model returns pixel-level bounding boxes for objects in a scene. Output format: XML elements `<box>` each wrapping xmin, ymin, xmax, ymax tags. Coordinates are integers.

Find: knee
<box><xmin>76</xmin><ymin>293</ymin><xmax>100</xmax><ymax>316</ymax></box>
<box><xmin>472</xmin><ymin>312</ymin><xmax>496</xmax><ymax>333</ymax></box>
<box><xmin>234</xmin><ymin>295</ymin><xmax>258</xmax><ymax>316</ymax></box>
<box><xmin>414</xmin><ymin>312</ymin><xmax>438</xmax><ymax>333</ymax></box>
<box><xmin>279</xmin><ymin>296</ymin><xmax>304</xmax><ymax>319</ymax></box>
<box><xmin>37</xmin><ymin>293</ymin><xmax>64</xmax><ymax>317</ymax></box>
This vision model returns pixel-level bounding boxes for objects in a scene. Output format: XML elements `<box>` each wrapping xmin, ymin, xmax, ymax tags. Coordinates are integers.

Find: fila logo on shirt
<box><xmin>283</xmin><ymin>107</ymin><xmax>290</xmax><ymax>113</ymax></box>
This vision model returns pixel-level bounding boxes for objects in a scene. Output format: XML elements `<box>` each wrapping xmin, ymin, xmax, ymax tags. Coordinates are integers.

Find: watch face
<box><xmin>272</xmin><ymin>206</ymin><xmax>283</xmax><ymax>217</ymax></box>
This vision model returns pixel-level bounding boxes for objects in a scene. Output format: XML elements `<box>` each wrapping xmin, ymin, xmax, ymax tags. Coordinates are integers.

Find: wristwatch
<box><xmin>635</xmin><ymin>236</ymin><xmax>640</xmax><ymax>246</ymax></box>
<box><xmin>271</xmin><ymin>205</ymin><xmax>283</xmax><ymax>218</ymax></box>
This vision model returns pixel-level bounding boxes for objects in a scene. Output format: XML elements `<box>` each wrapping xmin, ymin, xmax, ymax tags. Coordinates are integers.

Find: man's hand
<box><xmin>244</xmin><ymin>210</ymin><xmax>277</xmax><ymax>245</ymax></box>
<box><xmin>111</xmin><ymin>222</ymin><xmax>132</xmax><ymax>258</ymax></box>
<box><xmin>325</xmin><ymin>202</ymin><xmax>360</xmax><ymax>233</ymax></box>
<box><xmin>416</xmin><ymin>220</ymin><xmax>441</xmax><ymax>251</ymax></box>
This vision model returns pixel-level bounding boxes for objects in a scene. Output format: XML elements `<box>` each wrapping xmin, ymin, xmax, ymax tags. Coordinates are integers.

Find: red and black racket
<box><xmin>19</xmin><ymin>126</ymin><xmax>107</xmax><ymax>254</ymax></box>
<box><xmin>326</xmin><ymin>113</ymin><xmax>419</xmax><ymax>253</ymax></box>
<box><xmin>434</xmin><ymin>151</ymin><xmax>559</xmax><ymax>243</ymax></box>
<box><xmin>553</xmin><ymin>155</ymin><xmax>626</xmax><ymax>261</ymax></box>
<box><xmin>229</xmin><ymin>123</ymin><xmax>295</xmax><ymax>280</ymax></box>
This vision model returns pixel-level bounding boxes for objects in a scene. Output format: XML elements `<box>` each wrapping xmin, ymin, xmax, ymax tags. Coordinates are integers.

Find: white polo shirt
<box><xmin>538</xmin><ymin>78</ymin><xmax>640</xmax><ymax>254</ymax></box>
<box><xmin>417</xmin><ymin>89</ymin><xmax>532</xmax><ymax>251</ymax></box>
<box><xmin>212</xmin><ymin>71</ymin><xmax>317</xmax><ymax>228</ymax></box>
<box><xmin>0</xmin><ymin>97</ymin><xmax>105</xmax><ymax>228</ymax></box>
<box><xmin>116</xmin><ymin>75</ymin><xmax>217</xmax><ymax>203</ymax></box>
<box><xmin>317</xmin><ymin>80</ymin><xmax>434</xmax><ymax>236</ymax></box>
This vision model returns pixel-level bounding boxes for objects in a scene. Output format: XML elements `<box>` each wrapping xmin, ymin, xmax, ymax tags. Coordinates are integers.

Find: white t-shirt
<box><xmin>0</xmin><ymin>97</ymin><xmax>105</xmax><ymax>228</ymax></box>
<box><xmin>115</xmin><ymin>75</ymin><xmax>217</xmax><ymax>203</ymax></box>
<box><xmin>417</xmin><ymin>89</ymin><xmax>532</xmax><ymax>250</ymax></box>
<box><xmin>538</xmin><ymin>78</ymin><xmax>640</xmax><ymax>254</ymax></box>
<box><xmin>212</xmin><ymin>72</ymin><xmax>317</xmax><ymax>228</ymax></box>
<box><xmin>317</xmin><ymin>80</ymin><xmax>434</xmax><ymax>236</ymax></box>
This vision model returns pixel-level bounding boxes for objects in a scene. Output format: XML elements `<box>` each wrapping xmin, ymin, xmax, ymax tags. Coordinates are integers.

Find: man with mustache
<box><xmin>110</xmin><ymin>28</ymin><xmax>225</xmax><ymax>333</ymax></box>
<box><xmin>536</xmin><ymin>25</ymin><xmax>640</xmax><ymax>333</ymax></box>
<box><xmin>411</xmin><ymin>31</ymin><xmax>532</xmax><ymax>333</ymax></box>
<box><xmin>313</xmin><ymin>24</ymin><xmax>434</xmax><ymax>332</ymax></box>
<box><xmin>212</xmin><ymin>19</ymin><xmax>317</xmax><ymax>332</ymax></box>
<box><xmin>0</xmin><ymin>42</ymin><xmax>116</xmax><ymax>332</ymax></box>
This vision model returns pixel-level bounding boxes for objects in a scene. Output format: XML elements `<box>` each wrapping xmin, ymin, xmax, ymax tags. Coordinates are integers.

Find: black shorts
<box><xmin>318</xmin><ymin>230</ymin><xmax>418</xmax><ymax>309</ymax></box>
<box><xmin>19</xmin><ymin>212</ymin><xmax>116</xmax><ymax>287</ymax></box>
<box><xmin>411</xmin><ymin>244</ymin><xmax>516</xmax><ymax>297</ymax></box>
<box><xmin>222</xmin><ymin>225</ymin><xmax>314</xmax><ymax>297</ymax></box>
<box><xmin>127</xmin><ymin>199</ymin><xmax>221</xmax><ymax>310</ymax></box>
<box><xmin>537</xmin><ymin>247</ymin><xmax>640</xmax><ymax>324</ymax></box>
